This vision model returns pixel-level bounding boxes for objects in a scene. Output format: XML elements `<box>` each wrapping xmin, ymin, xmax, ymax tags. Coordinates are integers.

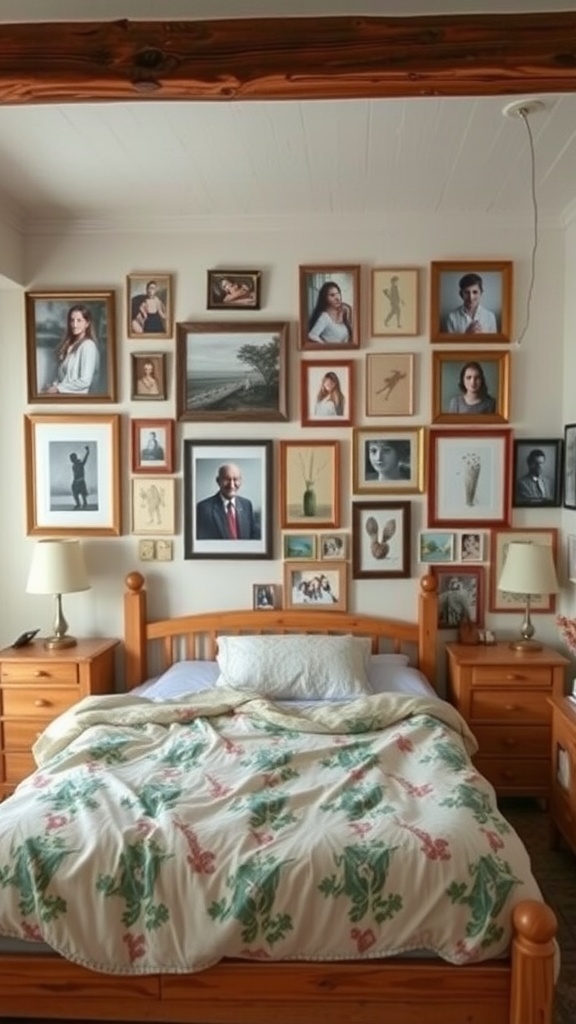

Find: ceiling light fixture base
<box><xmin>502</xmin><ymin>99</ymin><xmax>546</xmax><ymax>120</ymax></box>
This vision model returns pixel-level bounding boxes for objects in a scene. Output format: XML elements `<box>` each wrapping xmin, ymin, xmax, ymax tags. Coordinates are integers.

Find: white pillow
<box><xmin>215</xmin><ymin>634</ymin><xmax>372</xmax><ymax>700</ymax></box>
<box><xmin>368</xmin><ymin>662</ymin><xmax>436</xmax><ymax>697</ymax></box>
<box><xmin>132</xmin><ymin>661</ymin><xmax>219</xmax><ymax>700</ymax></box>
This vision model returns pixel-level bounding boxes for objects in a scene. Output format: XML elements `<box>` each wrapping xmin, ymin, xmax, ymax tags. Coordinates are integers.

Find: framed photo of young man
<box><xmin>299</xmin><ymin>265</ymin><xmax>360</xmax><ymax>350</ymax></box>
<box><xmin>512</xmin><ymin>438</ymin><xmax>563</xmax><ymax>508</ymax></box>
<box><xmin>430</xmin><ymin>260</ymin><xmax>513</xmax><ymax>343</ymax></box>
<box><xmin>183</xmin><ymin>439</ymin><xmax>273</xmax><ymax>559</ymax></box>
<box><xmin>131</xmin><ymin>418</ymin><xmax>174</xmax><ymax>474</ymax></box>
<box><xmin>432</xmin><ymin>350</ymin><xmax>510</xmax><ymax>424</ymax></box>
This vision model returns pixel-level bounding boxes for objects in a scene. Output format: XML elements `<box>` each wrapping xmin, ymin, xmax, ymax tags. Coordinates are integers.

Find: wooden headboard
<box><xmin>124</xmin><ymin>571</ymin><xmax>439</xmax><ymax>691</ymax></box>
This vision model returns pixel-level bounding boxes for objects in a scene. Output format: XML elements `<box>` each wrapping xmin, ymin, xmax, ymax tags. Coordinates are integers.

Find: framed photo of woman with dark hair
<box><xmin>299</xmin><ymin>265</ymin><xmax>360</xmax><ymax>350</ymax></box>
<box><xmin>432</xmin><ymin>350</ymin><xmax>510</xmax><ymax>425</ymax></box>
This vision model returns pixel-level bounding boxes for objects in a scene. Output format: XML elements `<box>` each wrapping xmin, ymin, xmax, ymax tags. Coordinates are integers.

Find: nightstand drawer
<box><xmin>473</xmin><ymin>724</ymin><xmax>549</xmax><ymax>757</ymax></box>
<box><xmin>475</xmin><ymin>756</ymin><xmax>547</xmax><ymax>792</ymax></box>
<box><xmin>4</xmin><ymin>719</ymin><xmax>52</xmax><ymax>747</ymax></box>
<box><xmin>470</xmin><ymin>665</ymin><xmax>552</xmax><ymax>687</ymax></box>
<box><xmin>470</xmin><ymin>689</ymin><xmax>550</xmax><ymax>723</ymax></box>
<box><xmin>1</xmin><ymin>662</ymin><xmax>78</xmax><ymax>685</ymax></box>
<box><xmin>2</xmin><ymin>752</ymin><xmax>37</xmax><ymax>784</ymax></box>
<box><xmin>2</xmin><ymin>686</ymin><xmax>78</xmax><ymax>719</ymax></box>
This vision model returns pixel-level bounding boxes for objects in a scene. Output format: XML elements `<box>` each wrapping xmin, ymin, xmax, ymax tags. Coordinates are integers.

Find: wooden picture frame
<box><xmin>512</xmin><ymin>438</ymin><xmax>563</xmax><ymax>508</ymax></box>
<box><xmin>282</xmin><ymin>533</ymin><xmax>317</xmax><ymax>560</ymax></box>
<box><xmin>176</xmin><ymin>321</ymin><xmax>288</xmax><ymax>422</ymax></box>
<box><xmin>489</xmin><ymin>527</ymin><xmax>558</xmax><ymax>613</ymax></box>
<box><xmin>567</xmin><ymin>534</ymin><xmax>576</xmax><ymax>584</ymax></box>
<box><xmin>432</xmin><ymin>350</ymin><xmax>510</xmax><ymax>424</ymax></box>
<box><xmin>207</xmin><ymin>270</ymin><xmax>261</xmax><ymax>310</ymax></box>
<box><xmin>428</xmin><ymin>428</ymin><xmax>512</xmax><ymax>528</ymax></box>
<box><xmin>418</xmin><ymin>531</ymin><xmax>455</xmax><ymax>564</ymax></box>
<box><xmin>365</xmin><ymin>352</ymin><xmax>415</xmax><ymax>417</ymax></box>
<box><xmin>126</xmin><ymin>273</ymin><xmax>173</xmax><ymax>339</ymax></box>
<box><xmin>130</xmin><ymin>352</ymin><xmax>168</xmax><ymax>401</ymax></box>
<box><xmin>352</xmin><ymin>501</ymin><xmax>411</xmax><ymax>580</ymax></box>
<box><xmin>319</xmin><ymin>533</ymin><xmax>348</xmax><ymax>560</ymax></box>
<box><xmin>370</xmin><ymin>267</ymin><xmax>419</xmax><ymax>336</ymax></box>
<box><xmin>435</xmin><ymin>565</ymin><xmax>485</xmax><ymax>629</ymax></box>
<box><xmin>564</xmin><ymin>423</ymin><xmax>576</xmax><ymax>509</ymax></box>
<box><xmin>131</xmin><ymin>418</ymin><xmax>174</xmax><ymax>474</ymax></box>
<box><xmin>300</xmin><ymin>360</ymin><xmax>353</xmax><ymax>427</ymax></box>
<box><xmin>283</xmin><ymin>561</ymin><xmax>347</xmax><ymax>611</ymax></box>
<box><xmin>24</xmin><ymin>413</ymin><xmax>121</xmax><ymax>537</ymax></box>
<box><xmin>352</xmin><ymin>427</ymin><xmax>424</xmax><ymax>494</ymax></box>
<box><xmin>131</xmin><ymin>477</ymin><xmax>176</xmax><ymax>536</ymax></box>
<box><xmin>458</xmin><ymin>531</ymin><xmax>486</xmax><ymax>563</ymax></box>
<box><xmin>430</xmin><ymin>260</ymin><xmax>513</xmax><ymax>343</ymax></box>
<box><xmin>299</xmin><ymin>265</ymin><xmax>360</xmax><ymax>350</ymax></box>
<box><xmin>252</xmin><ymin>584</ymin><xmax>280</xmax><ymax>610</ymax></box>
<box><xmin>279</xmin><ymin>440</ymin><xmax>340</xmax><ymax>529</ymax></box>
<box><xmin>25</xmin><ymin>290</ymin><xmax>117</xmax><ymax>403</ymax></box>
<box><xmin>183</xmin><ymin>439</ymin><xmax>273</xmax><ymax>560</ymax></box>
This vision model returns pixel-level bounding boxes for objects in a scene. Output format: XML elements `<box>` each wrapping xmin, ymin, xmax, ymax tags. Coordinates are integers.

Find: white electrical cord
<box><xmin>514</xmin><ymin>107</ymin><xmax>539</xmax><ymax>347</ymax></box>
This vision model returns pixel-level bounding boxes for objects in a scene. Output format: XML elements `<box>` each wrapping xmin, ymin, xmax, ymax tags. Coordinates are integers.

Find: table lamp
<box><xmin>497</xmin><ymin>541</ymin><xmax>558</xmax><ymax>652</ymax></box>
<box><xmin>26</xmin><ymin>539</ymin><xmax>90</xmax><ymax>649</ymax></box>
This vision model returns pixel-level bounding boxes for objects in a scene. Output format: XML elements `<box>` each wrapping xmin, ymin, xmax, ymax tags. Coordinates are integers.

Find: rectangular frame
<box><xmin>428</xmin><ymin>428</ymin><xmax>512</xmax><ymax>527</ymax></box>
<box><xmin>25</xmin><ymin>290</ymin><xmax>117</xmax><ymax>403</ymax></box>
<box><xmin>183</xmin><ymin>439</ymin><xmax>273</xmax><ymax>560</ymax></box>
<box><xmin>432</xmin><ymin>350</ymin><xmax>510</xmax><ymax>424</ymax></box>
<box><xmin>352</xmin><ymin>427</ymin><xmax>424</xmax><ymax>494</ymax></box>
<box><xmin>282</xmin><ymin>533</ymin><xmax>317</xmax><ymax>560</ymax></box>
<box><xmin>131</xmin><ymin>418</ymin><xmax>174</xmax><ymax>474</ymax></box>
<box><xmin>300</xmin><ymin>360</ymin><xmax>353</xmax><ymax>427</ymax></box>
<box><xmin>253</xmin><ymin>584</ymin><xmax>280</xmax><ymax>610</ymax></box>
<box><xmin>279</xmin><ymin>440</ymin><xmax>340</xmax><ymax>529</ymax></box>
<box><xmin>352</xmin><ymin>501</ymin><xmax>411</xmax><ymax>579</ymax></box>
<box><xmin>563</xmin><ymin>423</ymin><xmax>576</xmax><ymax>509</ymax></box>
<box><xmin>435</xmin><ymin>565</ymin><xmax>485</xmax><ymax>629</ymax></box>
<box><xmin>131</xmin><ymin>477</ymin><xmax>176</xmax><ymax>536</ymax></box>
<box><xmin>283</xmin><ymin>561</ymin><xmax>347</xmax><ymax>611</ymax></box>
<box><xmin>24</xmin><ymin>413</ymin><xmax>121</xmax><ymax>537</ymax></box>
<box><xmin>418</xmin><ymin>531</ymin><xmax>455</xmax><ymax>564</ymax></box>
<box><xmin>299</xmin><ymin>265</ymin><xmax>360</xmax><ymax>350</ymax></box>
<box><xmin>365</xmin><ymin>352</ymin><xmax>415</xmax><ymax>417</ymax></box>
<box><xmin>489</xmin><ymin>527</ymin><xmax>558</xmax><ymax>613</ymax></box>
<box><xmin>567</xmin><ymin>534</ymin><xmax>576</xmax><ymax>584</ymax></box>
<box><xmin>512</xmin><ymin>438</ymin><xmax>563</xmax><ymax>507</ymax></box>
<box><xmin>126</xmin><ymin>274</ymin><xmax>173</xmax><ymax>339</ymax></box>
<box><xmin>130</xmin><ymin>352</ymin><xmax>168</xmax><ymax>401</ymax></box>
<box><xmin>458</xmin><ymin>531</ymin><xmax>487</xmax><ymax>563</ymax></box>
<box><xmin>319</xmin><ymin>533</ymin><xmax>348</xmax><ymax>560</ymax></box>
<box><xmin>176</xmin><ymin>321</ymin><xmax>288</xmax><ymax>422</ymax></box>
<box><xmin>430</xmin><ymin>260</ymin><xmax>513</xmax><ymax>343</ymax></box>
<box><xmin>207</xmin><ymin>270</ymin><xmax>261</xmax><ymax>310</ymax></box>
<box><xmin>370</xmin><ymin>267</ymin><xmax>419</xmax><ymax>336</ymax></box>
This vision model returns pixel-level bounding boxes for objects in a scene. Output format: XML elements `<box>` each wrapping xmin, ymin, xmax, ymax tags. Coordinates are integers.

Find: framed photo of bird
<box><xmin>352</xmin><ymin>501</ymin><xmax>411</xmax><ymax>579</ymax></box>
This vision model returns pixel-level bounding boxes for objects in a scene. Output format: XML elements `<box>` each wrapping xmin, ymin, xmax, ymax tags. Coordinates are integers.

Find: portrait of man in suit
<box><xmin>513</xmin><ymin>442</ymin><xmax>560</xmax><ymax>508</ymax></box>
<box><xmin>195</xmin><ymin>462</ymin><xmax>260</xmax><ymax>541</ymax></box>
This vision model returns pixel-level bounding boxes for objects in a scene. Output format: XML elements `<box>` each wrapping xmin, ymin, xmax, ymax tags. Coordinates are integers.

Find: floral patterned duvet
<box><xmin>0</xmin><ymin>689</ymin><xmax>545</xmax><ymax>974</ymax></box>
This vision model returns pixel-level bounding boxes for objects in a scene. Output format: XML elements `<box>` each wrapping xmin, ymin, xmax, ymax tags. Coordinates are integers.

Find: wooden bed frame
<box><xmin>0</xmin><ymin>571</ymin><xmax>558</xmax><ymax>1024</ymax></box>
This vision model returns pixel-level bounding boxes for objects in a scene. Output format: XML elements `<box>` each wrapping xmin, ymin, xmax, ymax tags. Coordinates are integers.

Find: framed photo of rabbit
<box><xmin>299</xmin><ymin>265</ymin><xmax>360</xmax><ymax>350</ymax></box>
<box><xmin>352</xmin><ymin>501</ymin><xmax>411</xmax><ymax>579</ymax></box>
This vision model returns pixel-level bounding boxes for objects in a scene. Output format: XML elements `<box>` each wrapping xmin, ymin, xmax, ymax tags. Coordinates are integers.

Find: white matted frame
<box><xmin>353</xmin><ymin>427</ymin><xmax>424</xmax><ymax>495</ymax></box>
<box><xmin>428</xmin><ymin>429</ymin><xmax>512</xmax><ymax>528</ymax></box>
<box><xmin>283</xmin><ymin>561</ymin><xmax>347</xmax><ymax>611</ymax></box>
<box><xmin>352</xmin><ymin>501</ymin><xmax>411</xmax><ymax>579</ymax></box>
<box><xmin>458</xmin><ymin>531</ymin><xmax>486</xmax><ymax>563</ymax></box>
<box><xmin>131</xmin><ymin>477</ymin><xmax>175</xmax><ymax>536</ymax></box>
<box><xmin>280</xmin><ymin>440</ymin><xmax>340</xmax><ymax>529</ymax></box>
<box><xmin>301</xmin><ymin>360</ymin><xmax>353</xmax><ymax>427</ymax></box>
<box><xmin>371</xmin><ymin>267</ymin><xmax>419</xmax><ymax>336</ymax></box>
<box><xmin>319</xmin><ymin>533</ymin><xmax>348</xmax><ymax>560</ymax></box>
<box><xmin>489</xmin><ymin>527</ymin><xmax>558</xmax><ymax>613</ymax></box>
<box><xmin>418</xmin><ymin>531</ymin><xmax>455</xmax><ymax>564</ymax></box>
<box><xmin>365</xmin><ymin>352</ymin><xmax>415</xmax><ymax>417</ymax></box>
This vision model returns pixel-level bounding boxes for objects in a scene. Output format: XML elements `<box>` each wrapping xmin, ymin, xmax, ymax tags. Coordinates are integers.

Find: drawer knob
<box><xmin>502</xmin><ymin>770</ymin><xmax>515</xmax><ymax>779</ymax></box>
<box><xmin>504</xmin><ymin>704</ymin><xmax>517</xmax><ymax>712</ymax></box>
<box><xmin>504</xmin><ymin>738</ymin><xmax>517</xmax><ymax>748</ymax></box>
<box><xmin>33</xmin><ymin>699</ymin><xmax>50</xmax><ymax>708</ymax></box>
<box><xmin>33</xmin><ymin>670</ymin><xmax>48</xmax><ymax>678</ymax></box>
<box><xmin>505</xmin><ymin>673</ymin><xmax>526</xmax><ymax>681</ymax></box>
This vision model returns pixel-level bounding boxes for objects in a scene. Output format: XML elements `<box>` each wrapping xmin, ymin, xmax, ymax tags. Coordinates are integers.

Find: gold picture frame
<box><xmin>431</xmin><ymin>350</ymin><xmax>510</xmax><ymax>424</ymax></box>
<box><xmin>430</xmin><ymin>260</ymin><xmax>513</xmax><ymax>343</ymax></box>
<box><xmin>279</xmin><ymin>440</ymin><xmax>340</xmax><ymax>529</ymax></box>
<box><xmin>126</xmin><ymin>273</ymin><xmax>173</xmax><ymax>339</ymax></box>
<box><xmin>283</xmin><ymin>561</ymin><xmax>347</xmax><ymax>611</ymax></box>
<box><xmin>352</xmin><ymin>427</ymin><xmax>425</xmax><ymax>494</ymax></box>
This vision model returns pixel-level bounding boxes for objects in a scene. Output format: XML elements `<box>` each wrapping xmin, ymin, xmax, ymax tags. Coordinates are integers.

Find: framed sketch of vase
<box><xmin>428</xmin><ymin>429</ymin><xmax>512</xmax><ymax>528</ymax></box>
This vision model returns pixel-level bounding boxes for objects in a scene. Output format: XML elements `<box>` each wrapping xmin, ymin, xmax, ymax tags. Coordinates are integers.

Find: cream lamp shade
<box><xmin>497</xmin><ymin>541</ymin><xmax>558</xmax><ymax>651</ymax></box>
<box><xmin>26</xmin><ymin>539</ymin><xmax>90</xmax><ymax>649</ymax></box>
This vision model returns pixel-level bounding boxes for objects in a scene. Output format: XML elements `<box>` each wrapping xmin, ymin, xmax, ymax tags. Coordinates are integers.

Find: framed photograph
<box><xmin>130</xmin><ymin>352</ymin><xmax>167</xmax><ymax>401</ymax></box>
<box><xmin>131</xmin><ymin>418</ymin><xmax>174</xmax><ymax>474</ymax></box>
<box><xmin>512</xmin><ymin>438</ymin><xmax>563</xmax><ymax>507</ymax></box>
<box><xmin>489</xmin><ymin>528</ymin><xmax>558</xmax><ymax>613</ymax></box>
<box><xmin>352</xmin><ymin>427</ymin><xmax>424</xmax><ymax>494</ymax></box>
<box><xmin>567</xmin><ymin>534</ymin><xmax>576</xmax><ymax>584</ymax></box>
<box><xmin>126</xmin><ymin>274</ymin><xmax>172</xmax><ymax>339</ymax></box>
<box><xmin>299</xmin><ymin>265</ymin><xmax>360</xmax><ymax>350</ymax></box>
<box><xmin>24</xmin><ymin>413</ymin><xmax>121</xmax><ymax>537</ymax></box>
<box><xmin>301</xmin><ymin>360</ymin><xmax>353</xmax><ymax>427</ymax></box>
<box><xmin>279</xmin><ymin>440</ymin><xmax>340</xmax><ymax>529</ymax></box>
<box><xmin>418</xmin><ymin>531</ymin><xmax>455</xmax><ymax>564</ymax></box>
<box><xmin>252</xmin><ymin>584</ymin><xmax>280</xmax><ymax>610</ymax></box>
<box><xmin>183</xmin><ymin>439</ymin><xmax>273</xmax><ymax>560</ymax></box>
<box><xmin>428</xmin><ymin>428</ymin><xmax>512</xmax><ymax>528</ymax></box>
<box><xmin>365</xmin><ymin>352</ymin><xmax>414</xmax><ymax>417</ymax></box>
<box><xmin>435</xmin><ymin>566</ymin><xmax>485</xmax><ymax>629</ymax></box>
<box><xmin>176</xmin><ymin>321</ymin><xmax>288</xmax><ymax>422</ymax></box>
<box><xmin>458</xmin><ymin>531</ymin><xmax>486</xmax><ymax>563</ymax></box>
<box><xmin>319</xmin><ymin>533</ymin><xmax>348</xmax><ymax>560</ymax></box>
<box><xmin>282</xmin><ymin>533</ymin><xmax>317</xmax><ymax>560</ymax></box>
<box><xmin>430</xmin><ymin>260</ymin><xmax>513</xmax><ymax>343</ymax></box>
<box><xmin>564</xmin><ymin>423</ymin><xmax>576</xmax><ymax>509</ymax></box>
<box><xmin>371</xmin><ymin>267</ymin><xmax>419</xmax><ymax>336</ymax></box>
<box><xmin>283</xmin><ymin>561</ymin><xmax>347</xmax><ymax>611</ymax></box>
<box><xmin>207</xmin><ymin>270</ymin><xmax>261</xmax><ymax>310</ymax></box>
<box><xmin>131</xmin><ymin>477</ymin><xmax>175</xmax><ymax>536</ymax></box>
<box><xmin>352</xmin><ymin>501</ymin><xmax>411</xmax><ymax>580</ymax></box>
<box><xmin>25</xmin><ymin>290</ymin><xmax>117</xmax><ymax>403</ymax></box>
<box><xmin>431</xmin><ymin>350</ymin><xmax>510</xmax><ymax>424</ymax></box>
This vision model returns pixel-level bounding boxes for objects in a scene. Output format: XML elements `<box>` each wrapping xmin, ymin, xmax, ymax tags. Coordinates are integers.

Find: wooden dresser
<box><xmin>549</xmin><ymin>694</ymin><xmax>576</xmax><ymax>855</ymax></box>
<box><xmin>0</xmin><ymin>638</ymin><xmax>118</xmax><ymax>799</ymax></box>
<box><xmin>446</xmin><ymin>642</ymin><xmax>568</xmax><ymax>798</ymax></box>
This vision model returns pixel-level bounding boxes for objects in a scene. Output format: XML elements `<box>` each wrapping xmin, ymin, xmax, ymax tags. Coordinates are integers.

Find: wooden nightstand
<box><xmin>549</xmin><ymin>695</ymin><xmax>576</xmax><ymax>855</ymax></box>
<box><xmin>0</xmin><ymin>638</ymin><xmax>119</xmax><ymax>799</ymax></box>
<box><xmin>446</xmin><ymin>642</ymin><xmax>568</xmax><ymax>799</ymax></box>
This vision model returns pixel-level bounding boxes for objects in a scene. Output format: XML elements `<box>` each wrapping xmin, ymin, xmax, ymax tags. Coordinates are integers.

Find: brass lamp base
<box><xmin>44</xmin><ymin>634</ymin><xmax>77</xmax><ymax>650</ymax></box>
<box><xmin>508</xmin><ymin>638</ymin><xmax>543</xmax><ymax>653</ymax></box>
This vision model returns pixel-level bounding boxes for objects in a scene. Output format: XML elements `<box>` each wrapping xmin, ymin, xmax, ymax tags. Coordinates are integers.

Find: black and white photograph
<box><xmin>512</xmin><ymin>439</ymin><xmax>563</xmax><ymax>508</ymax></box>
<box><xmin>352</xmin><ymin>427</ymin><xmax>424</xmax><ymax>494</ymax></box>
<box><xmin>283</xmin><ymin>561</ymin><xmax>347</xmax><ymax>611</ymax></box>
<box><xmin>564</xmin><ymin>423</ymin><xmax>576</xmax><ymax>509</ymax></box>
<box><xmin>131</xmin><ymin>419</ymin><xmax>174</xmax><ymax>474</ymax></box>
<box><xmin>435</xmin><ymin>566</ymin><xmax>485</xmax><ymax>629</ymax></box>
<box><xmin>459</xmin><ymin>531</ymin><xmax>485</xmax><ymax>563</ymax></box>
<box><xmin>430</xmin><ymin>261</ymin><xmax>513</xmax><ymax>343</ymax></box>
<box><xmin>252</xmin><ymin>584</ymin><xmax>279</xmax><ymax>610</ymax></box>
<box><xmin>299</xmin><ymin>265</ymin><xmax>360</xmax><ymax>350</ymax></box>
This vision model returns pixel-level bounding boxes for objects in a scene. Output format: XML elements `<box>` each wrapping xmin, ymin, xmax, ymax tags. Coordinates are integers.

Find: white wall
<box><xmin>0</xmin><ymin>210</ymin><xmax>570</xmax><ymax>675</ymax></box>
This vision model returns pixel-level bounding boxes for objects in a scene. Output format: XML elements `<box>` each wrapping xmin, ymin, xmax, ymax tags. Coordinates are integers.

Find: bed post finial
<box><xmin>124</xmin><ymin>571</ymin><xmax>148</xmax><ymax>688</ymax></box>
<box><xmin>418</xmin><ymin>572</ymin><xmax>438</xmax><ymax>690</ymax></box>
<box><xmin>125</xmin><ymin>571</ymin><xmax>145</xmax><ymax>594</ymax></box>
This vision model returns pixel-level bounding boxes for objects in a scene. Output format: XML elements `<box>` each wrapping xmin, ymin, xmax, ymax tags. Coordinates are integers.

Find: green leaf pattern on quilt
<box><xmin>96</xmin><ymin>838</ymin><xmax>172</xmax><ymax>929</ymax></box>
<box><xmin>319</xmin><ymin>842</ymin><xmax>402</xmax><ymax>923</ymax></box>
<box><xmin>447</xmin><ymin>854</ymin><xmax>521</xmax><ymax>945</ymax></box>
<box><xmin>0</xmin><ymin>835</ymin><xmax>73</xmax><ymax>921</ymax></box>
<box><xmin>208</xmin><ymin>853</ymin><xmax>293</xmax><ymax>945</ymax></box>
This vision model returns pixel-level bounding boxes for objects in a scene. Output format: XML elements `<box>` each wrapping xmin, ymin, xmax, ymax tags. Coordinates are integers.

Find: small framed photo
<box><xmin>428</xmin><ymin>428</ymin><xmax>512</xmax><ymax>528</ymax></box>
<box><xmin>283</xmin><ymin>561</ymin><xmax>347</xmax><ymax>611</ymax></box>
<box><xmin>365</xmin><ymin>352</ymin><xmax>414</xmax><ymax>417</ymax></box>
<box><xmin>319</xmin><ymin>533</ymin><xmax>348</xmax><ymax>560</ymax></box>
<box><xmin>253</xmin><ymin>584</ymin><xmax>280</xmax><ymax>610</ymax></box>
<box><xmin>301</xmin><ymin>360</ymin><xmax>353</xmax><ymax>427</ymax></box>
<box><xmin>131</xmin><ymin>419</ymin><xmax>174</xmax><ymax>474</ymax></box>
<box><xmin>282</xmin><ymin>533</ymin><xmax>317</xmax><ymax>560</ymax></box>
<box><xmin>435</xmin><ymin>566</ymin><xmax>485</xmax><ymax>629</ymax></box>
<box><xmin>299</xmin><ymin>265</ymin><xmax>360</xmax><ymax>350</ymax></box>
<box><xmin>371</xmin><ymin>267</ymin><xmax>419</xmax><ymax>336</ymax></box>
<box><xmin>418</xmin><ymin>531</ymin><xmax>455</xmax><ymax>564</ymax></box>
<box><xmin>352</xmin><ymin>501</ymin><xmax>411</xmax><ymax>580</ymax></box>
<box><xmin>352</xmin><ymin>427</ymin><xmax>424</xmax><ymax>494</ymax></box>
<box><xmin>131</xmin><ymin>477</ymin><xmax>175</xmax><ymax>536</ymax></box>
<box><xmin>207</xmin><ymin>270</ymin><xmax>261</xmax><ymax>310</ymax></box>
<box><xmin>280</xmin><ymin>440</ymin><xmax>340</xmax><ymax>529</ymax></box>
<box><xmin>24</xmin><ymin>413</ymin><xmax>121</xmax><ymax>537</ymax></box>
<box><xmin>25</xmin><ymin>290</ymin><xmax>117</xmax><ymax>403</ymax></box>
<box><xmin>430</xmin><ymin>260</ymin><xmax>513</xmax><ymax>343</ymax></box>
<box><xmin>127</xmin><ymin>274</ymin><xmax>172</xmax><ymax>339</ymax></box>
<box><xmin>432</xmin><ymin>350</ymin><xmax>510</xmax><ymax>424</ymax></box>
<box><xmin>130</xmin><ymin>352</ymin><xmax>167</xmax><ymax>401</ymax></box>
<box><xmin>564</xmin><ymin>423</ymin><xmax>576</xmax><ymax>509</ymax></box>
<box><xmin>567</xmin><ymin>534</ymin><xmax>576</xmax><ymax>584</ymax></box>
<box><xmin>512</xmin><ymin>439</ymin><xmax>563</xmax><ymax>507</ymax></box>
<box><xmin>489</xmin><ymin>528</ymin><xmax>558</xmax><ymax>613</ymax></box>
<box><xmin>458</xmin><ymin>531</ymin><xmax>486</xmax><ymax>562</ymax></box>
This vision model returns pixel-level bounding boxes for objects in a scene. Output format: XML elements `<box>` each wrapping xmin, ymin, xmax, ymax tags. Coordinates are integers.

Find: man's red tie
<box><xmin>226</xmin><ymin>500</ymin><xmax>238</xmax><ymax>539</ymax></box>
